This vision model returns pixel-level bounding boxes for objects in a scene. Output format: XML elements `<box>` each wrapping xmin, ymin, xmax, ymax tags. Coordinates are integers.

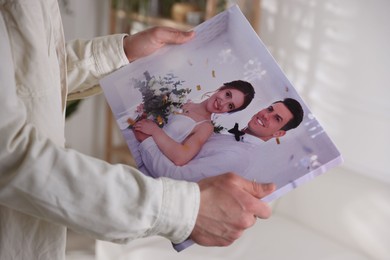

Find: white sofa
<box><xmin>67</xmin><ymin>167</ymin><xmax>390</xmax><ymax>260</ymax></box>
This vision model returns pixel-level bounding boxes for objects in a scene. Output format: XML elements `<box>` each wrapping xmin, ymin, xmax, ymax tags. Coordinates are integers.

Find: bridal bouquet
<box><xmin>131</xmin><ymin>71</ymin><xmax>191</xmax><ymax>128</ymax></box>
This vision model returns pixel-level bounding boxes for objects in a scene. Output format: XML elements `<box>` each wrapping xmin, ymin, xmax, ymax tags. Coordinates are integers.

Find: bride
<box><xmin>133</xmin><ymin>80</ymin><xmax>255</xmax><ymax>166</ymax></box>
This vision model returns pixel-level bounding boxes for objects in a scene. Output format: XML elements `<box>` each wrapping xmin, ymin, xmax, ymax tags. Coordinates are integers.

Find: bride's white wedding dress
<box><xmin>163</xmin><ymin>114</ymin><xmax>210</xmax><ymax>143</ymax></box>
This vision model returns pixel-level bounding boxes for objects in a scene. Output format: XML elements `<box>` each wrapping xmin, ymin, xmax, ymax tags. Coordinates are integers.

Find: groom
<box><xmin>134</xmin><ymin>98</ymin><xmax>304</xmax><ymax>182</ymax></box>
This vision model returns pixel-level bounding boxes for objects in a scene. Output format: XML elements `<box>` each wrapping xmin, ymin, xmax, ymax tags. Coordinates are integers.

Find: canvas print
<box><xmin>100</xmin><ymin>6</ymin><xmax>343</xmax><ymax>250</ymax></box>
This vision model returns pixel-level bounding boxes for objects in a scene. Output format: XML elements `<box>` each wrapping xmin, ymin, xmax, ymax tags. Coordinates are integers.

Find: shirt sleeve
<box><xmin>139</xmin><ymin>137</ymin><xmax>250</xmax><ymax>182</ymax></box>
<box><xmin>0</xmin><ymin>18</ymin><xmax>199</xmax><ymax>244</ymax></box>
<box><xmin>66</xmin><ymin>34</ymin><xmax>129</xmax><ymax>100</ymax></box>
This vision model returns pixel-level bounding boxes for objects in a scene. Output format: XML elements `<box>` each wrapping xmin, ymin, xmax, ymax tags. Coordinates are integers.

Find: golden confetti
<box><xmin>212</xmin><ymin>70</ymin><xmax>216</xmax><ymax>78</ymax></box>
<box><xmin>276</xmin><ymin>137</ymin><xmax>281</xmax><ymax>145</ymax></box>
<box><xmin>196</xmin><ymin>85</ymin><xmax>201</xmax><ymax>91</ymax></box>
<box><xmin>156</xmin><ymin>115</ymin><xmax>164</xmax><ymax>126</ymax></box>
<box><xmin>162</xmin><ymin>95</ymin><xmax>168</xmax><ymax>104</ymax></box>
<box><xmin>127</xmin><ymin>118</ymin><xmax>136</xmax><ymax>126</ymax></box>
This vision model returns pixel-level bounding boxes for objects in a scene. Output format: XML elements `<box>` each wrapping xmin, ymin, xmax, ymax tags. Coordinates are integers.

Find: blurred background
<box><xmin>60</xmin><ymin>0</ymin><xmax>390</xmax><ymax>259</ymax></box>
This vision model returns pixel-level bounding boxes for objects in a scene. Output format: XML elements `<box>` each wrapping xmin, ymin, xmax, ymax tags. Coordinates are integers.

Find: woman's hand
<box><xmin>123</xmin><ymin>27</ymin><xmax>195</xmax><ymax>62</ymax></box>
<box><xmin>133</xmin><ymin>119</ymin><xmax>161</xmax><ymax>136</ymax></box>
<box><xmin>133</xmin><ymin>130</ymin><xmax>151</xmax><ymax>143</ymax></box>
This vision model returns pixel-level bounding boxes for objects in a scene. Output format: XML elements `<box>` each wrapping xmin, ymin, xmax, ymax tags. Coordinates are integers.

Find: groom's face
<box><xmin>247</xmin><ymin>103</ymin><xmax>293</xmax><ymax>139</ymax></box>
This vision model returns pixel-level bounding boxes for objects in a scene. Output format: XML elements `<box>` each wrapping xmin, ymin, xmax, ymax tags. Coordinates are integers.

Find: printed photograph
<box><xmin>100</xmin><ymin>5</ymin><xmax>342</xmax><ymax>203</ymax></box>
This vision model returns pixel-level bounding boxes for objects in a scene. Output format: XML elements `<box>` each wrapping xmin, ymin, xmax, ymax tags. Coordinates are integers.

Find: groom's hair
<box><xmin>273</xmin><ymin>98</ymin><xmax>304</xmax><ymax>131</ymax></box>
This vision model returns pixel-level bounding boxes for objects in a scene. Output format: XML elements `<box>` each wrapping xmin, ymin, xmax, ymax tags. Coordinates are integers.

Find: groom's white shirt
<box><xmin>138</xmin><ymin>132</ymin><xmax>263</xmax><ymax>182</ymax></box>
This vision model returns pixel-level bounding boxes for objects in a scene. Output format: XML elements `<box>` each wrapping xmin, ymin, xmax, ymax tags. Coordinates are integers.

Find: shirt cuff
<box><xmin>152</xmin><ymin>178</ymin><xmax>200</xmax><ymax>244</ymax></box>
<box><xmin>93</xmin><ymin>34</ymin><xmax>129</xmax><ymax>75</ymax></box>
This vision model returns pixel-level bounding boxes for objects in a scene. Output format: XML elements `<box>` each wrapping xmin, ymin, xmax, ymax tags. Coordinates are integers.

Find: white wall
<box><xmin>61</xmin><ymin>0</ymin><xmax>110</xmax><ymax>159</ymax></box>
<box><xmin>259</xmin><ymin>0</ymin><xmax>390</xmax><ymax>183</ymax></box>
<box><xmin>62</xmin><ymin>0</ymin><xmax>390</xmax><ymax>183</ymax></box>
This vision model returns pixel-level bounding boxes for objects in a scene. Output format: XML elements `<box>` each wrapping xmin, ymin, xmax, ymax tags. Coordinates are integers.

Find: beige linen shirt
<box><xmin>0</xmin><ymin>0</ymin><xmax>199</xmax><ymax>259</ymax></box>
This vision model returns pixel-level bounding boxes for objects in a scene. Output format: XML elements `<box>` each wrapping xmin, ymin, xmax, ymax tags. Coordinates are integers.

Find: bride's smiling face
<box><xmin>206</xmin><ymin>88</ymin><xmax>245</xmax><ymax>114</ymax></box>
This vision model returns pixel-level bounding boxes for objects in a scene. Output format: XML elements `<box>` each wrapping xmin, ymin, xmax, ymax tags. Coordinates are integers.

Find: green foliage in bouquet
<box><xmin>134</xmin><ymin>71</ymin><xmax>191</xmax><ymax>127</ymax></box>
<box><xmin>212</xmin><ymin>122</ymin><xmax>225</xmax><ymax>134</ymax></box>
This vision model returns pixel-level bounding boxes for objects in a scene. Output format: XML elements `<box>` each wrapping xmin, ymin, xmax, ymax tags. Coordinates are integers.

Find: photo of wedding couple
<box><xmin>101</xmin><ymin>5</ymin><xmax>341</xmax><ymax>203</ymax></box>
